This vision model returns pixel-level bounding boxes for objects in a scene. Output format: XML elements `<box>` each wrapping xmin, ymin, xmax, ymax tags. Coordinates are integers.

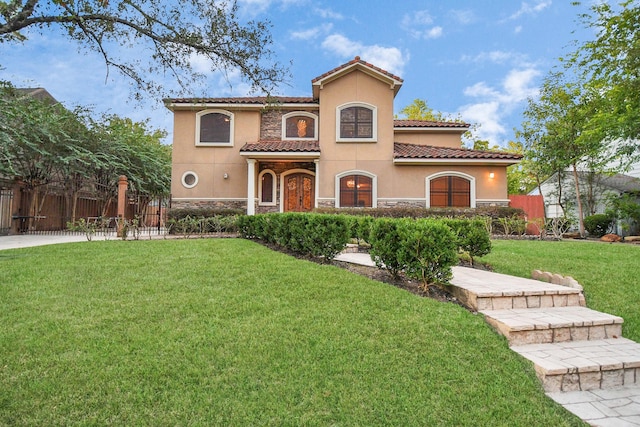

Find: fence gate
<box><xmin>0</xmin><ymin>189</ymin><xmax>13</xmax><ymax>235</ymax></box>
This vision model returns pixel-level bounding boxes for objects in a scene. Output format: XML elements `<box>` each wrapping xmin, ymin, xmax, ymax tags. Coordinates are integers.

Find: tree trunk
<box><xmin>571</xmin><ymin>163</ymin><xmax>586</xmax><ymax>237</ymax></box>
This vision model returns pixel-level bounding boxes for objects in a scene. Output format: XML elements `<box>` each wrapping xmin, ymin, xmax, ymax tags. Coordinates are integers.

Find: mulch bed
<box><xmin>256</xmin><ymin>240</ymin><xmax>476</xmax><ymax>308</ymax></box>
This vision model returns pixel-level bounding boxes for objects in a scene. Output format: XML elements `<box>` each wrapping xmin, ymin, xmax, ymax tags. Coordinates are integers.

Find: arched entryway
<box><xmin>283</xmin><ymin>172</ymin><xmax>315</xmax><ymax>212</ymax></box>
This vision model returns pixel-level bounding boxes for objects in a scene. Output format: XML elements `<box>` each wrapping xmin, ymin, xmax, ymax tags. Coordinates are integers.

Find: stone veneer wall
<box><xmin>476</xmin><ymin>200</ymin><xmax>510</xmax><ymax>207</ymax></box>
<box><xmin>171</xmin><ymin>200</ymin><xmax>247</xmax><ymax>210</ymax></box>
<box><xmin>260</xmin><ymin>110</ymin><xmax>281</xmax><ymax>140</ymax></box>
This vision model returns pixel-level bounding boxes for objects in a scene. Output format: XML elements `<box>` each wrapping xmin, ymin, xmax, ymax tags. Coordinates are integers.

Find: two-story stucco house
<box><xmin>165</xmin><ymin>57</ymin><xmax>521</xmax><ymax>215</ymax></box>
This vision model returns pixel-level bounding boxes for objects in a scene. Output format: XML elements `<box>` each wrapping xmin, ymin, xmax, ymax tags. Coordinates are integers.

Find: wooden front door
<box><xmin>284</xmin><ymin>173</ymin><xmax>314</xmax><ymax>212</ymax></box>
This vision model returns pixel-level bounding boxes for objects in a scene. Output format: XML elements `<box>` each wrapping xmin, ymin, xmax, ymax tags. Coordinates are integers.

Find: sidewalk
<box><xmin>0</xmin><ymin>234</ymin><xmax>92</xmax><ymax>250</ymax></box>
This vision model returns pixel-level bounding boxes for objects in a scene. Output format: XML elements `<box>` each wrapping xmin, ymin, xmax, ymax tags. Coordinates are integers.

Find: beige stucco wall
<box><xmin>394</xmin><ymin>131</ymin><xmax>464</xmax><ymax>148</ymax></box>
<box><xmin>171</xmin><ymin>109</ymin><xmax>260</xmax><ymax>200</ymax></box>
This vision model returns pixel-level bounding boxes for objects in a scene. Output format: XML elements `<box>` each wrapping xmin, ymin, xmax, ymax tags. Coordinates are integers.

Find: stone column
<box><xmin>117</xmin><ymin>175</ymin><xmax>128</xmax><ymax>236</ymax></box>
<box><xmin>246</xmin><ymin>159</ymin><xmax>256</xmax><ymax>215</ymax></box>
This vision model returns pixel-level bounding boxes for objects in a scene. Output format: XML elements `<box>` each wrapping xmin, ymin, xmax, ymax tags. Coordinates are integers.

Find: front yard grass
<box><xmin>0</xmin><ymin>239</ymin><xmax>583</xmax><ymax>426</ymax></box>
<box><xmin>479</xmin><ymin>239</ymin><xmax>640</xmax><ymax>342</ymax></box>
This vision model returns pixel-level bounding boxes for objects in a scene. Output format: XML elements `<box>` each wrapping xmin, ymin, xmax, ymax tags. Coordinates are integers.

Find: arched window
<box><xmin>195</xmin><ymin>110</ymin><xmax>234</xmax><ymax>146</ymax></box>
<box><xmin>336</xmin><ymin>103</ymin><xmax>377</xmax><ymax>142</ymax></box>
<box><xmin>282</xmin><ymin>112</ymin><xmax>317</xmax><ymax>140</ymax></box>
<box><xmin>258</xmin><ymin>170</ymin><xmax>276</xmax><ymax>206</ymax></box>
<box><xmin>339</xmin><ymin>175</ymin><xmax>373</xmax><ymax>207</ymax></box>
<box><xmin>430</xmin><ymin>176</ymin><xmax>471</xmax><ymax>207</ymax></box>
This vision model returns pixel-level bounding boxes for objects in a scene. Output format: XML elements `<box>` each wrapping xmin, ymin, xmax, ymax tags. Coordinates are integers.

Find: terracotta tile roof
<box><xmin>165</xmin><ymin>96</ymin><xmax>317</xmax><ymax>104</ymax></box>
<box><xmin>240</xmin><ymin>140</ymin><xmax>320</xmax><ymax>153</ymax></box>
<box><xmin>394</xmin><ymin>119</ymin><xmax>469</xmax><ymax>129</ymax></box>
<box><xmin>394</xmin><ymin>142</ymin><xmax>523</xmax><ymax>160</ymax></box>
<box><xmin>312</xmin><ymin>56</ymin><xmax>404</xmax><ymax>83</ymax></box>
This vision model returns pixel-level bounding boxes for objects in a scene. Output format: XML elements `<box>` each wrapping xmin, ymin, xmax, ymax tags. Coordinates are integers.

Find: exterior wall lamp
<box><xmin>489</xmin><ymin>172</ymin><xmax>495</xmax><ymax>179</ymax></box>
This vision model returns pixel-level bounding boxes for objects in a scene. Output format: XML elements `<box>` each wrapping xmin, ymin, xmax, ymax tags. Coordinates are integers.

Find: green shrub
<box><xmin>368</xmin><ymin>218</ymin><xmax>406</xmax><ymax>278</ymax></box>
<box><xmin>239</xmin><ymin>213</ymin><xmax>349</xmax><ymax>261</ymax></box>
<box><xmin>303</xmin><ymin>214</ymin><xmax>350</xmax><ymax>260</ymax></box>
<box><xmin>396</xmin><ymin>218</ymin><xmax>458</xmax><ymax>290</ymax></box>
<box><xmin>584</xmin><ymin>213</ymin><xmax>614</xmax><ymax>237</ymax></box>
<box><xmin>441</xmin><ymin>218</ymin><xmax>492</xmax><ymax>263</ymax></box>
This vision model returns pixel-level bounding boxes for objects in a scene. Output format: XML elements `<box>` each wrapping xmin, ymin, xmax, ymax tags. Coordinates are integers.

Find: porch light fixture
<box><xmin>489</xmin><ymin>172</ymin><xmax>495</xmax><ymax>179</ymax></box>
<box><xmin>223</xmin><ymin>173</ymin><xmax>229</xmax><ymax>179</ymax></box>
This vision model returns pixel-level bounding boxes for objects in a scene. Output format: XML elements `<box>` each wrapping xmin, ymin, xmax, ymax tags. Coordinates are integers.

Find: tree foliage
<box><xmin>0</xmin><ymin>0</ymin><xmax>288</xmax><ymax>97</ymax></box>
<box><xmin>0</xmin><ymin>83</ymin><xmax>171</xmax><ymax>220</ymax></box>
<box><xmin>568</xmin><ymin>0</ymin><xmax>640</xmax><ymax>158</ymax></box>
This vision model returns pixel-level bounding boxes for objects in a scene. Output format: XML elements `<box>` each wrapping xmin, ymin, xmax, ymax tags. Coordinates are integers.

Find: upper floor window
<box><xmin>196</xmin><ymin>110</ymin><xmax>234</xmax><ymax>146</ymax></box>
<box><xmin>282</xmin><ymin>112</ymin><xmax>317</xmax><ymax>140</ymax></box>
<box><xmin>336</xmin><ymin>103</ymin><xmax>377</xmax><ymax>142</ymax></box>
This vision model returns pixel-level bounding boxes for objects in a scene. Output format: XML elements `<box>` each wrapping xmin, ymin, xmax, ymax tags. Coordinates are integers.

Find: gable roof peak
<box><xmin>312</xmin><ymin>57</ymin><xmax>403</xmax><ymax>98</ymax></box>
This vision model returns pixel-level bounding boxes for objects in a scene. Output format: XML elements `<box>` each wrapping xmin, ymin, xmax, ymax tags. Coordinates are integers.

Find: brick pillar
<box><xmin>117</xmin><ymin>175</ymin><xmax>128</xmax><ymax>237</ymax></box>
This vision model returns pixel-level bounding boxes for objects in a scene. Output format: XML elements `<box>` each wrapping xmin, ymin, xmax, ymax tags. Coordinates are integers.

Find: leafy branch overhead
<box><xmin>0</xmin><ymin>0</ymin><xmax>290</xmax><ymax>98</ymax></box>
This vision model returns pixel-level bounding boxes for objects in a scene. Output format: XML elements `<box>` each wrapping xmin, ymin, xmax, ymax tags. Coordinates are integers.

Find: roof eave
<box><xmin>393</xmin><ymin>158</ymin><xmax>521</xmax><ymax>166</ymax></box>
<box><xmin>394</xmin><ymin>127</ymin><xmax>468</xmax><ymax>133</ymax></box>
<box><xmin>239</xmin><ymin>151</ymin><xmax>321</xmax><ymax>159</ymax></box>
<box><xmin>165</xmin><ymin>102</ymin><xmax>320</xmax><ymax>111</ymax></box>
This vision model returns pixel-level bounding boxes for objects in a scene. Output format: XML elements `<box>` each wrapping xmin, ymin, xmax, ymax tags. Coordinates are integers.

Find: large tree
<box><xmin>568</xmin><ymin>0</ymin><xmax>639</xmax><ymax>163</ymax></box>
<box><xmin>0</xmin><ymin>0</ymin><xmax>288</xmax><ymax>97</ymax></box>
<box><xmin>521</xmin><ymin>72</ymin><xmax>606</xmax><ymax>237</ymax></box>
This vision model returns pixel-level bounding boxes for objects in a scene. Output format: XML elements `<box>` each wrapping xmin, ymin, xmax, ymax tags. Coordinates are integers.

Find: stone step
<box><xmin>511</xmin><ymin>338</ymin><xmax>640</xmax><ymax>392</ymax></box>
<box><xmin>450</xmin><ymin>266</ymin><xmax>583</xmax><ymax>312</ymax></box>
<box><xmin>481</xmin><ymin>306</ymin><xmax>623</xmax><ymax>346</ymax></box>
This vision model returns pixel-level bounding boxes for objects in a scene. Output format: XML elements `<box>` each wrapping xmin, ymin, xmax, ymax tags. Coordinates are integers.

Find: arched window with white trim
<box><xmin>426</xmin><ymin>172</ymin><xmax>476</xmax><ymax>208</ymax></box>
<box><xmin>336</xmin><ymin>102</ymin><xmax>377</xmax><ymax>142</ymax></box>
<box><xmin>335</xmin><ymin>171</ymin><xmax>377</xmax><ymax>208</ymax></box>
<box><xmin>258</xmin><ymin>170</ymin><xmax>276</xmax><ymax>206</ymax></box>
<box><xmin>195</xmin><ymin>110</ymin><xmax>234</xmax><ymax>146</ymax></box>
<box><xmin>282</xmin><ymin>112</ymin><xmax>318</xmax><ymax>140</ymax></box>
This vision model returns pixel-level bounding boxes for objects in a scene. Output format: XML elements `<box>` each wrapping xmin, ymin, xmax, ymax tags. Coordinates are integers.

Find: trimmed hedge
<box><xmin>238</xmin><ymin>213</ymin><xmax>350</xmax><ymax>261</ymax></box>
<box><xmin>315</xmin><ymin>206</ymin><xmax>524</xmax><ymax>235</ymax></box>
<box><xmin>240</xmin><ymin>212</ymin><xmax>491</xmax><ymax>287</ymax></box>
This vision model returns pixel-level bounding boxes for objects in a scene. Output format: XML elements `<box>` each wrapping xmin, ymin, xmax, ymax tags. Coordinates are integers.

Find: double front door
<box><xmin>283</xmin><ymin>173</ymin><xmax>314</xmax><ymax>212</ymax></box>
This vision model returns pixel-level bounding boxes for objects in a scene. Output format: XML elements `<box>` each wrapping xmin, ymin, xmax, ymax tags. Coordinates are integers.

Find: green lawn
<box><xmin>0</xmin><ymin>239</ymin><xmax>584</xmax><ymax>426</ymax></box>
<box><xmin>479</xmin><ymin>239</ymin><xmax>640</xmax><ymax>342</ymax></box>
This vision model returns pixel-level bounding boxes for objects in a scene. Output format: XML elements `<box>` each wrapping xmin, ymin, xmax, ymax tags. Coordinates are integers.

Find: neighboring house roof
<box><xmin>14</xmin><ymin>87</ymin><xmax>58</xmax><ymax>104</ymax></box>
<box><xmin>393</xmin><ymin>142</ymin><xmax>522</xmax><ymax>165</ymax></box>
<box><xmin>164</xmin><ymin>96</ymin><xmax>317</xmax><ymax>110</ymax></box>
<box><xmin>239</xmin><ymin>140</ymin><xmax>320</xmax><ymax>159</ymax></box>
<box><xmin>536</xmin><ymin>171</ymin><xmax>640</xmax><ymax>195</ymax></box>
<box><xmin>312</xmin><ymin>56</ymin><xmax>404</xmax><ymax>98</ymax></box>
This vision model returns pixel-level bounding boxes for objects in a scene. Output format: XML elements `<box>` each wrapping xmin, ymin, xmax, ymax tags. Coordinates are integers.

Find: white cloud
<box><xmin>514</xmin><ymin>25</ymin><xmax>523</xmax><ymax>34</ymax></box>
<box><xmin>321</xmin><ymin>34</ymin><xmax>407</xmax><ymax>76</ymax></box>
<box><xmin>314</xmin><ymin>7</ymin><xmax>343</xmax><ymax>20</ymax></box>
<box><xmin>426</xmin><ymin>27</ymin><xmax>443</xmax><ymax>39</ymax></box>
<box><xmin>401</xmin><ymin>10</ymin><xmax>444</xmax><ymax>40</ymax></box>
<box><xmin>507</xmin><ymin>1</ymin><xmax>552</xmax><ymax>20</ymax></box>
<box><xmin>237</xmin><ymin>0</ymin><xmax>305</xmax><ymax>16</ymax></box>
<box><xmin>460</xmin><ymin>50</ymin><xmax>533</xmax><ymax>67</ymax></box>
<box><xmin>402</xmin><ymin>10</ymin><xmax>434</xmax><ymax>26</ymax></box>
<box><xmin>460</xmin><ymin>67</ymin><xmax>540</xmax><ymax>145</ymax></box>
<box><xmin>290</xmin><ymin>23</ymin><xmax>333</xmax><ymax>40</ymax></box>
<box><xmin>459</xmin><ymin>101</ymin><xmax>506</xmax><ymax>142</ymax></box>
<box><xmin>450</xmin><ymin>9</ymin><xmax>475</xmax><ymax>25</ymax></box>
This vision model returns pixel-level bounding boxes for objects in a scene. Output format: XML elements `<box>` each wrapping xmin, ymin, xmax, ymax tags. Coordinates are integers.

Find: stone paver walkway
<box><xmin>334</xmin><ymin>253</ymin><xmax>640</xmax><ymax>426</ymax></box>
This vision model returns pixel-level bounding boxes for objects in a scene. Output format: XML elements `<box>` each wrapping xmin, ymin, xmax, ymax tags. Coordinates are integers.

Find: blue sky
<box><xmin>0</xmin><ymin>1</ymin><xmax>595</xmax><ymax>146</ymax></box>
